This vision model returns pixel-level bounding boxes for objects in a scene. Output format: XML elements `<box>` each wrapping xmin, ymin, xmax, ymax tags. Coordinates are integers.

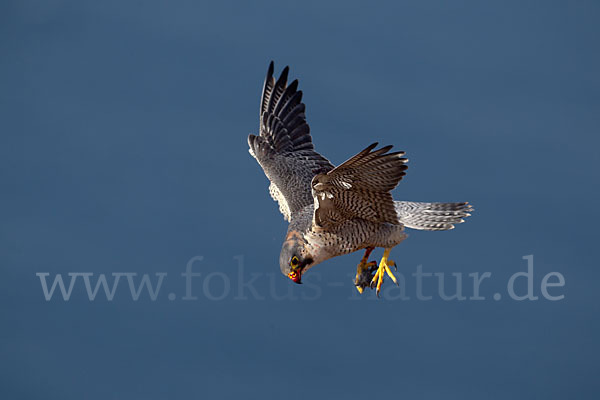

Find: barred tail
<box><xmin>394</xmin><ymin>201</ymin><xmax>473</xmax><ymax>231</ymax></box>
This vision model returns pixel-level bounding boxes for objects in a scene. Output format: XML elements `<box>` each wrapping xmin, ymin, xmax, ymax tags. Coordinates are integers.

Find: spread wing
<box><xmin>248</xmin><ymin>62</ymin><xmax>334</xmax><ymax>221</ymax></box>
<box><xmin>311</xmin><ymin>143</ymin><xmax>408</xmax><ymax>229</ymax></box>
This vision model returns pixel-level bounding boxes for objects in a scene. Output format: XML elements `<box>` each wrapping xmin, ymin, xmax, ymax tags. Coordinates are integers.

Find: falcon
<box><xmin>248</xmin><ymin>62</ymin><xmax>473</xmax><ymax>295</ymax></box>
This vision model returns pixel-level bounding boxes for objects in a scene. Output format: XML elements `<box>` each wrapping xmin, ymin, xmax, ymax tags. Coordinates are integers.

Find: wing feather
<box><xmin>249</xmin><ymin>62</ymin><xmax>334</xmax><ymax>221</ymax></box>
<box><xmin>311</xmin><ymin>143</ymin><xmax>409</xmax><ymax>229</ymax></box>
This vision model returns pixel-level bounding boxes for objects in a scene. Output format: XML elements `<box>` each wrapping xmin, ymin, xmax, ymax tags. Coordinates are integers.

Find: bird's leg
<box><xmin>370</xmin><ymin>247</ymin><xmax>398</xmax><ymax>297</ymax></box>
<box><xmin>354</xmin><ymin>247</ymin><xmax>378</xmax><ymax>294</ymax></box>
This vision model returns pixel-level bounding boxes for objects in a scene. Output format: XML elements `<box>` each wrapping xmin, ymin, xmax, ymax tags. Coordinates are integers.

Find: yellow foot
<box><xmin>370</xmin><ymin>248</ymin><xmax>398</xmax><ymax>296</ymax></box>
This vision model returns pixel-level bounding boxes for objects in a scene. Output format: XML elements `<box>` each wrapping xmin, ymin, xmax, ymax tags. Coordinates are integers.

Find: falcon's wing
<box><xmin>311</xmin><ymin>143</ymin><xmax>408</xmax><ymax>230</ymax></box>
<box><xmin>248</xmin><ymin>62</ymin><xmax>334</xmax><ymax>221</ymax></box>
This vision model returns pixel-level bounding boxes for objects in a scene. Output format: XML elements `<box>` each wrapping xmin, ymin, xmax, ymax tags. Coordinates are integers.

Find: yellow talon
<box><xmin>370</xmin><ymin>248</ymin><xmax>398</xmax><ymax>296</ymax></box>
<box><xmin>354</xmin><ymin>247</ymin><xmax>398</xmax><ymax>296</ymax></box>
<box><xmin>384</xmin><ymin>264</ymin><xmax>398</xmax><ymax>286</ymax></box>
<box><xmin>388</xmin><ymin>260</ymin><xmax>397</xmax><ymax>271</ymax></box>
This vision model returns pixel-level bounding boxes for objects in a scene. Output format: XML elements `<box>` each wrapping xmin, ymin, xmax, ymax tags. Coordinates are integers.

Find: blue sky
<box><xmin>1</xmin><ymin>1</ymin><xmax>599</xmax><ymax>399</ymax></box>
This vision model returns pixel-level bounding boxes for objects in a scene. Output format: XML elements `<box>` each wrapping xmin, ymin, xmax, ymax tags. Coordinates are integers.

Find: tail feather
<box><xmin>395</xmin><ymin>201</ymin><xmax>473</xmax><ymax>231</ymax></box>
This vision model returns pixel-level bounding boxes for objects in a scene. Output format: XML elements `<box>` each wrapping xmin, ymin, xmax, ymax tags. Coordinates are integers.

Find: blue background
<box><xmin>1</xmin><ymin>1</ymin><xmax>599</xmax><ymax>399</ymax></box>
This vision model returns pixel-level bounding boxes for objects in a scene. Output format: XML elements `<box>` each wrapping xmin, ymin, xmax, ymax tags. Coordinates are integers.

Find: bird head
<box><xmin>279</xmin><ymin>230</ymin><xmax>314</xmax><ymax>284</ymax></box>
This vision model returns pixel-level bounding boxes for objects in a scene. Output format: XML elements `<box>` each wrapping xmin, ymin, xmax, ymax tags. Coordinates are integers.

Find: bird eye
<box><xmin>290</xmin><ymin>256</ymin><xmax>299</xmax><ymax>267</ymax></box>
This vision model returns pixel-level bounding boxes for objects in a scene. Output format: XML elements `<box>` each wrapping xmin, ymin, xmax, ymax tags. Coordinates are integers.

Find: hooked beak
<box><xmin>287</xmin><ymin>270</ymin><xmax>302</xmax><ymax>284</ymax></box>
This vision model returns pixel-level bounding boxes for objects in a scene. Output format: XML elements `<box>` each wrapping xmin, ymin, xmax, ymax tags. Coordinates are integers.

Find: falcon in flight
<box><xmin>248</xmin><ymin>62</ymin><xmax>472</xmax><ymax>295</ymax></box>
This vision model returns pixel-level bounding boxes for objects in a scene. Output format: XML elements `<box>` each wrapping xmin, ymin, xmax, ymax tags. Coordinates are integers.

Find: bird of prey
<box><xmin>248</xmin><ymin>62</ymin><xmax>472</xmax><ymax>295</ymax></box>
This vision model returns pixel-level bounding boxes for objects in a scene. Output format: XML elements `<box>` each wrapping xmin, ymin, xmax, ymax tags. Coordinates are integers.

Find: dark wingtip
<box><xmin>264</xmin><ymin>61</ymin><xmax>275</xmax><ymax>84</ymax></box>
<box><xmin>366</xmin><ymin>142</ymin><xmax>379</xmax><ymax>151</ymax></box>
<box><xmin>279</xmin><ymin>65</ymin><xmax>290</xmax><ymax>83</ymax></box>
